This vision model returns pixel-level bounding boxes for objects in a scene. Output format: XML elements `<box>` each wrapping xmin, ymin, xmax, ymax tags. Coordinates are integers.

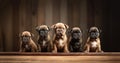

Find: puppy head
<box><xmin>36</xmin><ymin>25</ymin><xmax>50</xmax><ymax>37</ymax></box>
<box><xmin>20</xmin><ymin>31</ymin><xmax>33</xmax><ymax>43</ymax></box>
<box><xmin>89</xmin><ymin>27</ymin><xmax>100</xmax><ymax>39</ymax></box>
<box><xmin>70</xmin><ymin>27</ymin><xmax>82</xmax><ymax>39</ymax></box>
<box><xmin>51</xmin><ymin>23</ymin><xmax>69</xmax><ymax>36</ymax></box>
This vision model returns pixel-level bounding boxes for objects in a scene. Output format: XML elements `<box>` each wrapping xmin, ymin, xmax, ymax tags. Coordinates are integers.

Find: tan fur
<box><xmin>19</xmin><ymin>31</ymin><xmax>38</xmax><ymax>52</ymax></box>
<box><xmin>84</xmin><ymin>27</ymin><xmax>103</xmax><ymax>53</ymax></box>
<box><xmin>51</xmin><ymin>23</ymin><xmax>69</xmax><ymax>53</ymax></box>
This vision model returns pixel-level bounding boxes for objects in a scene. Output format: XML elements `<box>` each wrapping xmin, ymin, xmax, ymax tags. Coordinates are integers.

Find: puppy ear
<box><xmin>87</xmin><ymin>28</ymin><xmax>90</xmax><ymax>33</ymax></box>
<box><xmin>99</xmin><ymin>29</ymin><xmax>102</xmax><ymax>33</ymax></box>
<box><xmin>51</xmin><ymin>24</ymin><xmax>56</xmax><ymax>29</ymax></box>
<box><xmin>47</xmin><ymin>26</ymin><xmax>50</xmax><ymax>31</ymax></box>
<box><xmin>67</xmin><ymin>29</ymin><xmax>72</xmax><ymax>34</ymax></box>
<box><xmin>64</xmin><ymin>24</ymin><xmax>69</xmax><ymax>29</ymax></box>
<box><xmin>19</xmin><ymin>33</ymin><xmax>22</xmax><ymax>37</ymax></box>
<box><xmin>36</xmin><ymin>26</ymin><xmax>39</xmax><ymax>32</ymax></box>
<box><xmin>31</xmin><ymin>33</ymin><xmax>34</xmax><ymax>37</ymax></box>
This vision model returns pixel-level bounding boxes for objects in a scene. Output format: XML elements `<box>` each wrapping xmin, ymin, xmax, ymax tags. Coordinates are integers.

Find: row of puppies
<box><xmin>19</xmin><ymin>23</ymin><xmax>103</xmax><ymax>53</ymax></box>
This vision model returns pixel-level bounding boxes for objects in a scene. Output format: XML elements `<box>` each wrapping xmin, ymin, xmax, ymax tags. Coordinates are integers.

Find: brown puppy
<box><xmin>36</xmin><ymin>25</ymin><xmax>52</xmax><ymax>52</ymax></box>
<box><xmin>19</xmin><ymin>31</ymin><xmax>38</xmax><ymax>52</ymax></box>
<box><xmin>84</xmin><ymin>27</ymin><xmax>103</xmax><ymax>53</ymax></box>
<box><xmin>51</xmin><ymin>23</ymin><xmax>69</xmax><ymax>53</ymax></box>
<box><xmin>69</xmin><ymin>27</ymin><xmax>83</xmax><ymax>52</ymax></box>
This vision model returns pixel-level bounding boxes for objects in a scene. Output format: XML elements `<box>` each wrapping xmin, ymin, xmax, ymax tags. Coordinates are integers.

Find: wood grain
<box><xmin>0</xmin><ymin>52</ymin><xmax>120</xmax><ymax>63</ymax></box>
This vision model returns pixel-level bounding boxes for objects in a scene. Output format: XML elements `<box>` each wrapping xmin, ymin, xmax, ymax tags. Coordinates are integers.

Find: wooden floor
<box><xmin>0</xmin><ymin>52</ymin><xmax>120</xmax><ymax>63</ymax></box>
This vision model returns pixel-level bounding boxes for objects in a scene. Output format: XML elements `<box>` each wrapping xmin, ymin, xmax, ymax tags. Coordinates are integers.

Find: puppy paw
<box><xmin>64</xmin><ymin>50</ymin><xmax>70</xmax><ymax>53</ymax></box>
<box><xmin>52</xmin><ymin>50</ymin><xmax>57</xmax><ymax>53</ymax></box>
<box><xmin>84</xmin><ymin>51</ymin><xmax>89</xmax><ymax>53</ymax></box>
<box><xmin>99</xmin><ymin>50</ymin><xmax>104</xmax><ymax>53</ymax></box>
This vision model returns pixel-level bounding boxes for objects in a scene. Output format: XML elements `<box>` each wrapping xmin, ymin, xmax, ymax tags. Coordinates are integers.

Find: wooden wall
<box><xmin>0</xmin><ymin>0</ymin><xmax>117</xmax><ymax>52</ymax></box>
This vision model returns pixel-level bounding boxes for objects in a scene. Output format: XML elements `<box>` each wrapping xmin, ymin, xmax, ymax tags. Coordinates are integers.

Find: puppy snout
<box><xmin>22</xmin><ymin>37</ymin><xmax>30</xmax><ymax>42</ymax></box>
<box><xmin>91</xmin><ymin>32</ymin><xmax>95</xmax><ymax>36</ymax></box>
<box><xmin>57</xmin><ymin>29</ymin><xmax>62</xmax><ymax>33</ymax></box>
<box><xmin>90</xmin><ymin>32</ymin><xmax>98</xmax><ymax>38</ymax></box>
<box><xmin>39</xmin><ymin>31</ymin><xmax>45</xmax><ymax>36</ymax></box>
<box><xmin>75</xmin><ymin>43</ymin><xmax>80</xmax><ymax>46</ymax></box>
<box><xmin>56</xmin><ymin>29</ymin><xmax>63</xmax><ymax>35</ymax></box>
<box><xmin>73</xmin><ymin>33</ymin><xmax>79</xmax><ymax>39</ymax></box>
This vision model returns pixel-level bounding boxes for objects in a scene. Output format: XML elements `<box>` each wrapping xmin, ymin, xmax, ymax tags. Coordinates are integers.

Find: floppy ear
<box><xmin>64</xmin><ymin>24</ymin><xmax>69</xmax><ymax>29</ymax></box>
<box><xmin>47</xmin><ymin>26</ymin><xmax>50</xmax><ymax>31</ymax></box>
<box><xmin>87</xmin><ymin>28</ymin><xmax>90</xmax><ymax>33</ymax></box>
<box><xmin>31</xmin><ymin>33</ymin><xmax>34</xmax><ymax>37</ymax></box>
<box><xmin>19</xmin><ymin>33</ymin><xmax>22</xmax><ymax>37</ymax></box>
<box><xmin>36</xmin><ymin>26</ymin><xmax>39</xmax><ymax>32</ymax></box>
<box><xmin>99</xmin><ymin>29</ymin><xmax>102</xmax><ymax>33</ymax></box>
<box><xmin>51</xmin><ymin>24</ymin><xmax>56</xmax><ymax>29</ymax></box>
<box><xmin>67</xmin><ymin>28</ymin><xmax>72</xmax><ymax>34</ymax></box>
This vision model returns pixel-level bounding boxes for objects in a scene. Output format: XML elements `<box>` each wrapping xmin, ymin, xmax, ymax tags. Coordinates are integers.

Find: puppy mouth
<box><xmin>56</xmin><ymin>33</ymin><xmax>63</xmax><ymax>38</ymax></box>
<box><xmin>22</xmin><ymin>36</ymin><xmax>30</xmax><ymax>43</ymax></box>
<box><xmin>90</xmin><ymin>32</ymin><xmax>99</xmax><ymax>39</ymax></box>
<box><xmin>72</xmin><ymin>33</ymin><xmax>81</xmax><ymax>39</ymax></box>
<box><xmin>39</xmin><ymin>30</ymin><xmax>48</xmax><ymax>36</ymax></box>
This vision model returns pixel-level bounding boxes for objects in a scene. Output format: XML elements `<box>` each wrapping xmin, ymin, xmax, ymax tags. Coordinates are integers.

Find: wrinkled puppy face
<box><xmin>20</xmin><ymin>31</ymin><xmax>32</xmax><ymax>44</ymax></box>
<box><xmin>36</xmin><ymin>25</ymin><xmax>50</xmax><ymax>37</ymax></box>
<box><xmin>51</xmin><ymin>23</ymin><xmax>69</xmax><ymax>37</ymax></box>
<box><xmin>71</xmin><ymin>27</ymin><xmax>82</xmax><ymax>39</ymax></box>
<box><xmin>89</xmin><ymin>27</ymin><xmax>100</xmax><ymax>39</ymax></box>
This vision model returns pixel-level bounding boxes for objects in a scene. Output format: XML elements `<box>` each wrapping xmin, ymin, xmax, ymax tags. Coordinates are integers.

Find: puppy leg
<box><xmin>97</xmin><ymin>44</ymin><xmax>103</xmax><ymax>53</ymax></box>
<box><xmin>52</xmin><ymin>44</ymin><xmax>57</xmax><ymax>53</ymax></box>
<box><xmin>47</xmin><ymin>42</ymin><xmax>52</xmax><ymax>52</ymax></box>
<box><xmin>79</xmin><ymin>46</ymin><xmax>83</xmax><ymax>52</ymax></box>
<box><xmin>64</xmin><ymin>44</ymin><xmax>69</xmax><ymax>53</ymax></box>
<box><xmin>37</xmin><ymin>44</ymin><xmax>41</xmax><ymax>52</ymax></box>
<box><xmin>69</xmin><ymin>45</ymin><xmax>73</xmax><ymax>52</ymax></box>
<box><xmin>84</xmin><ymin>44</ymin><xmax>90</xmax><ymax>53</ymax></box>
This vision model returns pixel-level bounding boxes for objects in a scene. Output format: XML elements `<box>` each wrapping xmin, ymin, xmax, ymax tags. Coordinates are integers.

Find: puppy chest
<box><xmin>56</xmin><ymin>39</ymin><xmax>65</xmax><ymax>48</ymax></box>
<box><xmin>90</xmin><ymin>41</ymin><xmax>98</xmax><ymax>48</ymax></box>
<box><xmin>23</xmin><ymin>45</ymin><xmax>32</xmax><ymax>52</ymax></box>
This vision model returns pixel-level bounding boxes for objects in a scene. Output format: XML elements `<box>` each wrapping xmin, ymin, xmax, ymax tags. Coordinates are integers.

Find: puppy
<box><xmin>84</xmin><ymin>27</ymin><xmax>103</xmax><ymax>52</ymax></box>
<box><xmin>69</xmin><ymin>27</ymin><xmax>82</xmax><ymax>52</ymax></box>
<box><xmin>51</xmin><ymin>23</ymin><xmax>69</xmax><ymax>53</ymax></box>
<box><xmin>19</xmin><ymin>31</ymin><xmax>38</xmax><ymax>52</ymax></box>
<box><xmin>36</xmin><ymin>25</ymin><xmax>52</xmax><ymax>52</ymax></box>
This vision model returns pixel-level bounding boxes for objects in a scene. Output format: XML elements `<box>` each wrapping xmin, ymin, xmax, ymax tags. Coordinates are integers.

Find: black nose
<box><xmin>75</xmin><ymin>43</ymin><xmax>80</xmax><ymax>45</ymax></box>
<box><xmin>57</xmin><ymin>29</ymin><xmax>62</xmax><ymax>33</ymax></box>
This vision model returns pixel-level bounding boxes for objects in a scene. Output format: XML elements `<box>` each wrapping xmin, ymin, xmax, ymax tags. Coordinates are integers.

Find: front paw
<box><xmin>99</xmin><ymin>50</ymin><xmax>104</xmax><ymax>53</ymax></box>
<box><xmin>84</xmin><ymin>50</ymin><xmax>89</xmax><ymax>53</ymax></box>
<box><xmin>64</xmin><ymin>50</ymin><xmax>70</xmax><ymax>53</ymax></box>
<box><xmin>52</xmin><ymin>50</ymin><xmax>57</xmax><ymax>53</ymax></box>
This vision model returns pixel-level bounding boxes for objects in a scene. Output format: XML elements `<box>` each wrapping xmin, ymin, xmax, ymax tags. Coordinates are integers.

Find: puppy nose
<box><xmin>58</xmin><ymin>30</ymin><xmax>62</xmax><ymax>32</ymax></box>
<box><xmin>75</xmin><ymin>43</ymin><xmax>80</xmax><ymax>46</ymax></box>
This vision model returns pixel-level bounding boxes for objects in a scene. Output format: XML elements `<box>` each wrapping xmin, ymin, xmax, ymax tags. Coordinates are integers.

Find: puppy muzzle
<box><xmin>22</xmin><ymin>36</ymin><xmax>30</xmax><ymax>43</ymax></box>
<box><xmin>39</xmin><ymin>30</ymin><xmax>48</xmax><ymax>37</ymax></box>
<box><xmin>90</xmin><ymin>32</ymin><xmax>99</xmax><ymax>39</ymax></box>
<box><xmin>72</xmin><ymin>33</ymin><xmax>81</xmax><ymax>39</ymax></box>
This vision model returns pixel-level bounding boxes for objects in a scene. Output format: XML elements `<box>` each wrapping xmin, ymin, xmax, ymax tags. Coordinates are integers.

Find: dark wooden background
<box><xmin>0</xmin><ymin>0</ymin><xmax>119</xmax><ymax>52</ymax></box>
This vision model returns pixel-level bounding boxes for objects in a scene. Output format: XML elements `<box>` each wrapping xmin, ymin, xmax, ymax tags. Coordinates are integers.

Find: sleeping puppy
<box><xmin>69</xmin><ymin>27</ymin><xmax>83</xmax><ymax>52</ymax></box>
<box><xmin>36</xmin><ymin>25</ymin><xmax>52</xmax><ymax>52</ymax></box>
<box><xmin>84</xmin><ymin>27</ymin><xmax>103</xmax><ymax>52</ymax></box>
<box><xmin>51</xmin><ymin>23</ymin><xmax>69</xmax><ymax>53</ymax></box>
<box><xmin>19</xmin><ymin>31</ymin><xmax>38</xmax><ymax>52</ymax></box>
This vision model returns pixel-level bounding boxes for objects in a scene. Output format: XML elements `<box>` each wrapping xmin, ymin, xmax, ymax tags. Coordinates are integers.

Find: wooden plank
<box><xmin>0</xmin><ymin>52</ymin><xmax>120</xmax><ymax>63</ymax></box>
<box><xmin>0</xmin><ymin>52</ymin><xmax>120</xmax><ymax>56</ymax></box>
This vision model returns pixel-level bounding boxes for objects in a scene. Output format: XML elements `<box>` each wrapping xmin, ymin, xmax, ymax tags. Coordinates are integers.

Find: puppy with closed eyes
<box><xmin>69</xmin><ymin>27</ymin><xmax>83</xmax><ymax>52</ymax></box>
<box><xmin>19</xmin><ymin>31</ymin><xmax>38</xmax><ymax>52</ymax></box>
<box><xmin>51</xmin><ymin>23</ymin><xmax>69</xmax><ymax>53</ymax></box>
<box><xmin>36</xmin><ymin>25</ymin><xmax>52</xmax><ymax>52</ymax></box>
<box><xmin>84</xmin><ymin>27</ymin><xmax>103</xmax><ymax>53</ymax></box>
